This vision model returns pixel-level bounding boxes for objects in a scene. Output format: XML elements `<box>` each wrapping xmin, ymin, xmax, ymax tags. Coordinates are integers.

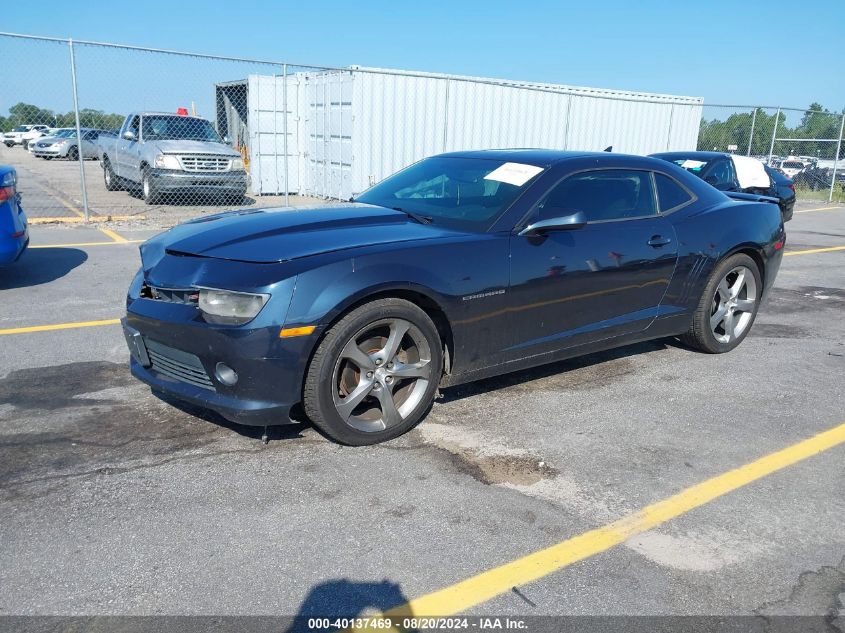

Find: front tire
<box><xmin>680</xmin><ymin>253</ymin><xmax>762</xmax><ymax>353</ymax></box>
<box><xmin>67</xmin><ymin>146</ymin><xmax>79</xmax><ymax>161</ymax></box>
<box><xmin>303</xmin><ymin>298</ymin><xmax>442</xmax><ymax>445</ymax></box>
<box><xmin>142</xmin><ymin>167</ymin><xmax>160</xmax><ymax>204</ymax></box>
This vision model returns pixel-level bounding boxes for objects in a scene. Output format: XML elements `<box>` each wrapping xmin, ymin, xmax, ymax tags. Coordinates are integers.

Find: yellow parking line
<box><xmin>29</xmin><ymin>215</ymin><xmax>145</xmax><ymax>224</ymax></box>
<box><xmin>0</xmin><ymin>319</ymin><xmax>121</xmax><ymax>336</ymax></box>
<box><xmin>795</xmin><ymin>205</ymin><xmax>842</xmax><ymax>214</ymax></box>
<box><xmin>379</xmin><ymin>421</ymin><xmax>845</xmax><ymax>619</ymax></box>
<box><xmin>29</xmin><ymin>240</ymin><xmax>143</xmax><ymax>249</ymax></box>
<box><xmin>784</xmin><ymin>245</ymin><xmax>845</xmax><ymax>257</ymax></box>
<box><xmin>98</xmin><ymin>227</ymin><xmax>129</xmax><ymax>243</ymax></box>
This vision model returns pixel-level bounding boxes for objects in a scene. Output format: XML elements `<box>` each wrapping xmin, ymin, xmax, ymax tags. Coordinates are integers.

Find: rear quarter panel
<box><xmin>661</xmin><ymin>199</ymin><xmax>784</xmax><ymax>315</ymax></box>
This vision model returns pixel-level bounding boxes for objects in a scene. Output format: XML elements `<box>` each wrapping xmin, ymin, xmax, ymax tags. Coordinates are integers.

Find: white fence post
<box><xmin>68</xmin><ymin>38</ymin><xmax>90</xmax><ymax>222</ymax></box>
<box><xmin>829</xmin><ymin>113</ymin><xmax>844</xmax><ymax>204</ymax></box>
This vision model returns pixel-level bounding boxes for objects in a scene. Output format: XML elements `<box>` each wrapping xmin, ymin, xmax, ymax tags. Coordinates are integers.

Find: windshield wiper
<box><xmin>390</xmin><ymin>206</ymin><xmax>433</xmax><ymax>225</ymax></box>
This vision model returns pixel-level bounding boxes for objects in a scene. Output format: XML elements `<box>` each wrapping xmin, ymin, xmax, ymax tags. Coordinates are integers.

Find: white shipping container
<box><xmin>219</xmin><ymin>68</ymin><xmax>703</xmax><ymax>200</ymax></box>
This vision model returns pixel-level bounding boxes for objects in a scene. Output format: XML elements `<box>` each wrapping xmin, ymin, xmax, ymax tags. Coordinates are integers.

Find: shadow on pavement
<box><xmin>152</xmin><ymin>390</ymin><xmax>309</xmax><ymax>442</ymax></box>
<box><xmin>440</xmin><ymin>338</ymin><xmax>676</xmax><ymax>404</ymax></box>
<box><xmin>284</xmin><ymin>578</ymin><xmax>416</xmax><ymax>633</ymax></box>
<box><xmin>0</xmin><ymin>247</ymin><xmax>87</xmax><ymax>290</ymax></box>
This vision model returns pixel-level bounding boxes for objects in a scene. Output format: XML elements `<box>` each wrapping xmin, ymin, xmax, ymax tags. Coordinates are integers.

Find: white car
<box><xmin>3</xmin><ymin>125</ymin><xmax>50</xmax><ymax>148</ymax></box>
<box><xmin>779</xmin><ymin>157</ymin><xmax>806</xmax><ymax>179</ymax></box>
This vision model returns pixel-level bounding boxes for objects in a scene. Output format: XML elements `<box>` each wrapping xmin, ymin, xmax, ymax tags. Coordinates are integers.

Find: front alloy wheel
<box><xmin>304</xmin><ymin>298</ymin><xmax>442</xmax><ymax>445</ymax></box>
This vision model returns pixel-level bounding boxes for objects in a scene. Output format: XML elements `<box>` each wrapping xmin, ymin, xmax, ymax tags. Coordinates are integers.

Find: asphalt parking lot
<box><xmin>0</xmin><ymin>144</ymin><xmax>318</xmax><ymax>225</ymax></box>
<box><xmin>1</xmin><ymin>201</ymin><xmax>844</xmax><ymax>624</ymax></box>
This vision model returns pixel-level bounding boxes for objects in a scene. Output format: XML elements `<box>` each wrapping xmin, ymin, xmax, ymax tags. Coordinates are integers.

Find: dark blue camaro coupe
<box><xmin>124</xmin><ymin>150</ymin><xmax>785</xmax><ymax>444</ymax></box>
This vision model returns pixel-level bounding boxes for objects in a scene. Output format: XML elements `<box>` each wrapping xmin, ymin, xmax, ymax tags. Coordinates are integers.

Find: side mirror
<box><xmin>518</xmin><ymin>210</ymin><xmax>587</xmax><ymax>236</ymax></box>
<box><xmin>122</xmin><ymin>131</ymin><xmax>136</xmax><ymax>141</ymax></box>
<box><xmin>223</xmin><ymin>135</ymin><xmax>230</xmax><ymax>144</ymax></box>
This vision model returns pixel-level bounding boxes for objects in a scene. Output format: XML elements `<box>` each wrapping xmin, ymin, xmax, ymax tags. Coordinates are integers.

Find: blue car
<box><xmin>123</xmin><ymin>150</ymin><xmax>785</xmax><ymax>445</ymax></box>
<box><xmin>0</xmin><ymin>166</ymin><xmax>28</xmax><ymax>265</ymax></box>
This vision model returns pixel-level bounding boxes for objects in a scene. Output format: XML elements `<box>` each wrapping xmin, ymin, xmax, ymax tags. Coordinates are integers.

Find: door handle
<box><xmin>648</xmin><ymin>235</ymin><xmax>672</xmax><ymax>247</ymax></box>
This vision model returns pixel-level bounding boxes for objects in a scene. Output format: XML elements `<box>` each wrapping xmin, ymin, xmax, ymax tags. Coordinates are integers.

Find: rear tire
<box><xmin>303</xmin><ymin>298</ymin><xmax>442</xmax><ymax>445</ymax></box>
<box><xmin>680</xmin><ymin>253</ymin><xmax>762</xmax><ymax>353</ymax></box>
<box><xmin>103</xmin><ymin>157</ymin><xmax>121</xmax><ymax>191</ymax></box>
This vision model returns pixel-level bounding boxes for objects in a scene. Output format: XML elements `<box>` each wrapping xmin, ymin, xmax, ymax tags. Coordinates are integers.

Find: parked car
<box><xmin>32</xmin><ymin>128</ymin><xmax>108</xmax><ymax>161</ymax></box>
<box><xmin>763</xmin><ymin>165</ymin><xmax>796</xmax><ymax>220</ymax></box>
<box><xmin>651</xmin><ymin>151</ymin><xmax>794</xmax><ymax>221</ymax></box>
<box><xmin>99</xmin><ymin>112</ymin><xmax>247</xmax><ymax>205</ymax></box>
<box><xmin>0</xmin><ymin>166</ymin><xmax>28</xmax><ymax>265</ymax></box>
<box><xmin>123</xmin><ymin>150</ymin><xmax>785</xmax><ymax>445</ymax></box>
<box><xmin>779</xmin><ymin>157</ymin><xmax>806</xmax><ymax>179</ymax></box>
<box><xmin>3</xmin><ymin>125</ymin><xmax>49</xmax><ymax>147</ymax></box>
<box><xmin>21</xmin><ymin>125</ymin><xmax>53</xmax><ymax>150</ymax></box>
<box><xmin>793</xmin><ymin>165</ymin><xmax>845</xmax><ymax>192</ymax></box>
<box><xmin>29</xmin><ymin>128</ymin><xmax>74</xmax><ymax>157</ymax></box>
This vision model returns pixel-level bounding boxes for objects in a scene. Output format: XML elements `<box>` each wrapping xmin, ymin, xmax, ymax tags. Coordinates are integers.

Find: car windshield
<box><xmin>355</xmin><ymin>156</ymin><xmax>544</xmax><ymax>231</ymax></box>
<box><xmin>782</xmin><ymin>161</ymin><xmax>803</xmax><ymax>169</ymax></box>
<box><xmin>143</xmin><ymin>116</ymin><xmax>223</xmax><ymax>142</ymax></box>
<box><xmin>55</xmin><ymin>130</ymin><xmax>75</xmax><ymax>138</ymax></box>
<box><xmin>12</xmin><ymin>126</ymin><xmax>28</xmax><ymax>132</ymax></box>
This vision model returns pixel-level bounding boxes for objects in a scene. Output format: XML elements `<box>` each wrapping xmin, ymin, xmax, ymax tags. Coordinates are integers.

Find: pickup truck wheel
<box><xmin>3</xmin><ymin>142</ymin><xmax>13</xmax><ymax>148</ymax></box>
<box><xmin>103</xmin><ymin>158</ymin><xmax>122</xmax><ymax>191</ymax></box>
<box><xmin>141</xmin><ymin>168</ymin><xmax>161</xmax><ymax>205</ymax></box>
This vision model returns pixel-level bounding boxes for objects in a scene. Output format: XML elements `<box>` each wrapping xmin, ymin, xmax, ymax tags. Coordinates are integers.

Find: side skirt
<box><xmin>439</xmin><ymin>313</ymin><xmax>690</xmax><ymax>388</ymax></box>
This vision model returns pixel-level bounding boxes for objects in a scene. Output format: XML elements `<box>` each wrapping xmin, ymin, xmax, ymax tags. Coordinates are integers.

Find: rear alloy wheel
<box><xmin>103</xmin><ymin>158</ymin><xmax>121</xmax><ymax>191</ymax></box>
<box><xmin>141</xmin><ymin>168</ymin><xmax>160</xmax><ymax>205</ymax></box>
<box><xmin>304</xmin><ymin>298</ymin><xmax>442</xmax><ymax>445</ymax></box>
<box><xmin>67</xmin><ymin>146</ymin><xmax>79</xmax><ymax>161</ymax></box>
<box><xmin>681</xmin><ymin>253</ymin><xmax>761</xmax><ymax>353</ymax></box>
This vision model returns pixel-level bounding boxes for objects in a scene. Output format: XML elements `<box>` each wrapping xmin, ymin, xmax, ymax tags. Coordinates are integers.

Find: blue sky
<box><xmin>1</xmin><ymin>0</ymin><xmax>842</xmax><ymax>120</ymax></box>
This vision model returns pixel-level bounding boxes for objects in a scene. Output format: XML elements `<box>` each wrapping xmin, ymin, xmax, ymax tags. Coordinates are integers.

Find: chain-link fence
<box><xmin>698</xmin><ymin>104</ymin><xmax>845</xmax><ymax>202</ymax></box>
<box><xmin>1</xmin><ymin>32</ymin><xmax>843</xmax><ymax>222</ymax></box>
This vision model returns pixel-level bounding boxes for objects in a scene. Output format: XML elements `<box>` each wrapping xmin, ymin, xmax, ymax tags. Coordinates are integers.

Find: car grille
<box><xmin>145</xmin><ymin>339</ymin><xmax>215</xmax><ymax>391</ymax></box>
<box><xmin>141</xmin><ymin>283</ymin><xmax>199</xmax><ymax>305</ymax></box>
<box><xmin>178</xmin><ymin>155</ymin><xmax>232</xmax><ymax>173</ymax></box>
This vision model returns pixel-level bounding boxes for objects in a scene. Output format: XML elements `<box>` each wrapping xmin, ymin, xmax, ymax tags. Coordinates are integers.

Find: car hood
<box><xmin>151</xmin><ymin>139</ymin><xmax>239</xmax><ymax>156</ymax></box>
<box><xmin>141</xmin><ymin>204</ymin><xmax>464</xmax><ymax>266</ymax></box>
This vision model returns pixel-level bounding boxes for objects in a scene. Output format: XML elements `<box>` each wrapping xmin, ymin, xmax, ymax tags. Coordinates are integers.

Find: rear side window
<box><xmin>654</xmin><ymin>173</ymin><xmax>693</xmax><ymax>212</ymax></box>
<box><xmin>540</xmin><ymin>169</ymin><xmax>656</xmax><ymax>222</ymax></box>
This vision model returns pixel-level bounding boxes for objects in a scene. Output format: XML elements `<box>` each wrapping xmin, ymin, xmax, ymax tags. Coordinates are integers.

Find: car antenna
<box><xmin>604</xmin><ymin>146</ymin><xmax>613</xmax><ymax>152</ymax></box>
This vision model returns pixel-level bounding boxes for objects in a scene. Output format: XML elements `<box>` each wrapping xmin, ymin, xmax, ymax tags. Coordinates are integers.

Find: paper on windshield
<box><xmin>679</xmin><ymin>159</ymin><xmax>706</xmax><ymax>170</ymax></box>
<box><xmin>484</xmin><ymin>162</ymin><xmax>544</xmax><ymax>187</ymax></box>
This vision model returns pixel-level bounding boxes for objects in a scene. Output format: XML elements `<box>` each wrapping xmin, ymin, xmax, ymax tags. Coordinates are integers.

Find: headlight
<box><xmin>198</xmin><ymin>288</ymin><xmax>269</xmax><ymax>325</ymax></box>
<box><xmin>154</xmin><ymin>154</ymin><xmax>181</xmax><ymax>170</ymax></box>
<box><xmin>231</xmin><ymin>157</ymin><xmax>245</xmax><ymax>171</ymax></box>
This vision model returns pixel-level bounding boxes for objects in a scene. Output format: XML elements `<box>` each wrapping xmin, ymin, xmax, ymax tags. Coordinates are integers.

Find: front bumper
<box><xmin>33</xmin><ymin>147</ymin><xmax>63</xmax><ymax>157</ymax></box>
<box><xmin>150</xmin><ymin>168</ymin><xmax>248</xmax><ymax>195</ymax></box>
<box><xmin>122</xmin><ymin>310</ymin><xmax>313</xmax><ymax>427</ymax></box>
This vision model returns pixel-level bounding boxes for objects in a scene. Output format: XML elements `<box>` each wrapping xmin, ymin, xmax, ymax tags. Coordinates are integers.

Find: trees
<box><xmin>698</xmin><ymin>103</ymin><xmax>845</xmax><ymax>160</ymax></box>
<box><xmin>0</xmin><ymin>102</ymin><xmax>123</xmax><ymax>133</ymax></box>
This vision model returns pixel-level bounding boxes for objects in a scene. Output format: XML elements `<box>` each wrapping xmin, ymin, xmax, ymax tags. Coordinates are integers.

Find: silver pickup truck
<box><xmin>99</xmin><ymin>112</ymin><xmax>248</xmax><ymax>205</ymax></box>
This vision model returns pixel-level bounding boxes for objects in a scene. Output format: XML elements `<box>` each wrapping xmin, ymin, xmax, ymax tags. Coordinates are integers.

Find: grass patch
<box><xmin>795</xmin><ymin>186</ymin><xmax>845</xmax><ymax>203</ymax></box>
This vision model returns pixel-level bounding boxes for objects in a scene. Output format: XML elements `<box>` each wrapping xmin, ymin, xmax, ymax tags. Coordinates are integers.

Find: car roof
<box><xmin>651</xmin><ymin>150</ymin><xmax>730</xmax><ymax>161</ymax></box>
<box><xmin>435</xmin><ymin>149</ymin><xmax>629</xmax><ymax>167</ymax></box>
